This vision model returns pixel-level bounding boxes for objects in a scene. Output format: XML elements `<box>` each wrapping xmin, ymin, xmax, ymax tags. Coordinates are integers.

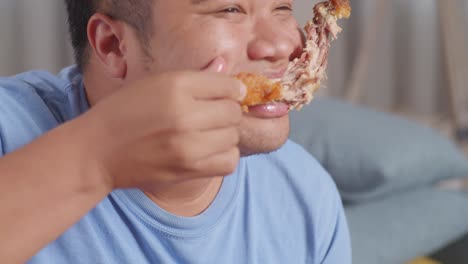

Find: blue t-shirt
<box><xmin>0</xmin><ymin>66</ymin><xmax>351</xmax><ymax>264</ymax></box>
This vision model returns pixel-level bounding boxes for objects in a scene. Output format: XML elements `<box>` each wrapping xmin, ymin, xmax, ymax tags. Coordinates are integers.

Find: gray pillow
<box><xmin>289</xmin><ymin>97</ymin><xmax>468</xmax><ymax>203</ymax></box>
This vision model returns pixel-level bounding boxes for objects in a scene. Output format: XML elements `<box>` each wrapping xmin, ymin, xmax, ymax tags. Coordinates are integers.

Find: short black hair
<box><xmin>64</xmin><ymin>0</ymin><xmax>153</xmax><ymax>71</ymax></box>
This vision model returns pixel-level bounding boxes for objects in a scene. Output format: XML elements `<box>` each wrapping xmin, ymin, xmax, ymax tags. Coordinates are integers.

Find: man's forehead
<box><xmin>191</xmin><ymin>0</ymin><xmax>210</xmax><ymax>5</ymax></box>
<box><xmin>190</xmin><ymin>0</ymin><xmax>294</xmax><ymax>5</ymax></box>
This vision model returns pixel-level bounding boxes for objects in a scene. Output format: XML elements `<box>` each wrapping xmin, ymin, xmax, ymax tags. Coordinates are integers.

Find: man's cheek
<box><xmin>198</xmin><ymin>41</ymin><xmax>243</xmax><ymax>71</ymax></box>
<box><xmin>205</xmin><ymin>32</ymin><xmax>240</xmax><ymax>53</ymax></box>
<box><xmin>283</xmin><ymin>19</ymin><xmax>303</xmax><ymax>42</ymax></box>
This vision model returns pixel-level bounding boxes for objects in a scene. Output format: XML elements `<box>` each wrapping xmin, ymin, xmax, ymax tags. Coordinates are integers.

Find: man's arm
<box><xmin>0</xmin><ymin>117</ymin><xmax>111</xmax><ymax>263</ymax></box>
<box><xmin>0</xmin><ymin>69</ymin><xmax>245</xmax><ymax>263</ymax></box>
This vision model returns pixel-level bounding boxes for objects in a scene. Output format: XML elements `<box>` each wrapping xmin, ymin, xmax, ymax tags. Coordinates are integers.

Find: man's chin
<box><xmin>238</xmin><ymin>114</ymin><xmax>290</xmax><ymax>157</ymax></box>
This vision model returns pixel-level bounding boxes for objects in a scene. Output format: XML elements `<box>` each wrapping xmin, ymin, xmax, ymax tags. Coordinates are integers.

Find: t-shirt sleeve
<box><xmin>316</xmin><ymin>183</ymin><xmax>352</xmax><ymax>264</ymax></box>
<box><xmin>0</xmin><ymin>90</ymin><xmax>6</xmax><ymax>157</ymax></box>
<box><xmin>0</xmin><ymin>86</ymin><xmax>11</xmax><ymax>157</ymax></box>
<box><xmin>0</xmin><ymin>76</ymin><xmax>62</xmax><ymax>156</ymax></box>
<box><xmin>0</xmin><ymin>135</ymin><xmax>4</xmax><ymax>157</ymax></box>
<box><xmin>281</xmin><ymin>141</ymin><xmax>352</xmax><ymax>264</ymax></box>
<box><xmin>319</xmin><ymin>204</ymin><xmax>352</xmax><ymax>264</ymax></box>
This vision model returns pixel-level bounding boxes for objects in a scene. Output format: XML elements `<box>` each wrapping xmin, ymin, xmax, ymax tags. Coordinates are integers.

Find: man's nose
<box><xmin>247</xmin><ymin>19</ymin><xmax>298</xmax><ymax>62</ymax></box>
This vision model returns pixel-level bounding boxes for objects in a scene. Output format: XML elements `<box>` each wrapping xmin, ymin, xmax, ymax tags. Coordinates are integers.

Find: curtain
<box><xmin>295</xmin><ymin>0</ymin><xmax>468</xmax><ymax>120</ymax></box>
<box><xmin>0</xmin><ymin>0</ymin><xmax>73</xmax><ymax>76</ymax></box>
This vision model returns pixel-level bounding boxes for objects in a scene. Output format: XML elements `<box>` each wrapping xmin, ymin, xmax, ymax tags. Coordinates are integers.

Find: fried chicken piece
<box><xmin>235</xmin><ymin>73</ymin><xmax>282</xmax><ymax>112</ymax></box>
<box><xmin>237</xmin><ymin>0</ymin><xmax>351</xmax><ymax>111</ymax></box>
<box><xmin>330</xmin><ymin>0</ymin><xmax>352</xmax><ymax>19</ymax></box>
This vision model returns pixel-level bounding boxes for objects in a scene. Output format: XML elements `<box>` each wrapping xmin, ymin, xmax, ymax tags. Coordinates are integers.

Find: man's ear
<box><xmin>87</xmin><ymin>13</ymin><xmax>127</xmax><ymax>78</ymax></box>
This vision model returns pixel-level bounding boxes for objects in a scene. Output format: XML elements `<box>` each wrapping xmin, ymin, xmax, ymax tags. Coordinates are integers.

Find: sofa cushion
<box><xmin>289</xmin><ymin>97</ymin><xmax>468</xmax><ymax>203</ymax></box>
<box><xmin>345</xmin><ymin>188</ymin><xmax>468</xmax><ymax>264</ymax></box>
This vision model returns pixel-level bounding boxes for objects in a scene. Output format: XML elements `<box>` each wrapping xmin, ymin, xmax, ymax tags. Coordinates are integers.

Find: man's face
<box><xmin>126</xmin><ymin>0</ymin><xmax>303</xmax><ymax>156</ymax></box>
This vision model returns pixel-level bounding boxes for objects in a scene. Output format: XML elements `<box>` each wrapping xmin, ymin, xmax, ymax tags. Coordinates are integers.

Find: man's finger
<box><xmin>190</xmin><ymin>74</ymin><xmax>247</xmax><ymax>102</ymax></box>
<box><xmin>189</xmin><ymin>56</ymin><xmax>246</xmax><ymax>101</ymax></box>
<box><xmin>174</xmin><ymin>128</ymin><xmax>240</xmax><ymax>164</ymax></box>
<box><xmin>184</xmin><ymin>99</ymin><xmax>242</xmax><ymax>131</ymax></box>
<box><xmin>202</xmin><ymin>56</ymin><xmax>226</xmax><ymax>73</ymax></box>
<box><xmin>189</xmin><ymin>147</ymin><xmax>240</xmax><ymax>178</ymax></box>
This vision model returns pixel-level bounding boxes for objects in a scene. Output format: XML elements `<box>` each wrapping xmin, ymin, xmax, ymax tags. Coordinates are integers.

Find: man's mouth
<box><xmin>243</xmin><ymin>68</ymin><xmax>289</xmax><ymax>119</ymax></box>
<box><xmin>245</xmin><ymin>102</ymin><xmax>289</xmax><ymax>119</ymax></box>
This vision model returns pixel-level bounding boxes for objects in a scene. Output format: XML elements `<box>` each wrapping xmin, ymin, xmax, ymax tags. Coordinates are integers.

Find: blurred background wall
<box><xmin>321</xmin><ymin>0</ymin><xmax>448</xmax><ymax>115</ymax></box>
<box><xmin>297</xmin><ymin>0</ymin><xmax>468</xmax><ymax>134</ymax></box>
<box><xmin>302</xmin><ymin>0</ymin><xmax>467</xmax><ymax>116</ymax></box>
<box><xmin>0</xmin><ymin>0</ymin><xmax>72</xmax><ymax>76</ymax></box>
<box><xmin>0</xmin><ymin>0</ymin><xmax>467</xmax><ymax>123</ymax></box>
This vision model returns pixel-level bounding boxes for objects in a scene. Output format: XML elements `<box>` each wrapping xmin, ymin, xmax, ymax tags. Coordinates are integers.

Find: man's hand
<box><xmin>82</xmin><ymin>63</ymin><xmax>246</xmax><ymax>190</ymax></box>
<box><xmin>0</xmin><ymin>58</ymin><xmax>246</xmax><ymax>263</ymax></box>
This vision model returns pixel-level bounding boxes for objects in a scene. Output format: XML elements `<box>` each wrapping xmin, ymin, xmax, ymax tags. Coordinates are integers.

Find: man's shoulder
<box><xmin>0</xmin><ymin>66</ymin><xmax>84</xmax><ymax>153</ymax></box>
<box><xmin>0</xmin><ymin>66</ymin><xmax>80</xmax><ymax>105</ymax></box>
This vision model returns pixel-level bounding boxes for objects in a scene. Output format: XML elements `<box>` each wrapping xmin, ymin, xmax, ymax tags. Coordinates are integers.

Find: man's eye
<box><xmin>222</xmin><ymin>6</ymin><xmax>242</xmax><ymax>13</ymax></box>
<box><xmin>276</xmin><ymin>5</ymin><xmax>293</xmax><ymax>11</ymax></box>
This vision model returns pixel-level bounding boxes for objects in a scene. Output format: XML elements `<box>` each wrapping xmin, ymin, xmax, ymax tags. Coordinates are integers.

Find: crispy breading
<box><xmin>235</xmin><ymin>73</ymin><xmax>282</xmax><ymax>111</ymax></box>
<box><xmin>330</xmin><ymin>0</ymin><xmax>352</xmax><ymax>18</ymax></box>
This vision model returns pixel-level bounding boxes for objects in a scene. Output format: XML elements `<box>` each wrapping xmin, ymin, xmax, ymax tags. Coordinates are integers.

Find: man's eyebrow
<box><xmin>191</xmin><ymin>0</ymin><xmax>210</xmax><ymax>5</ymax></box>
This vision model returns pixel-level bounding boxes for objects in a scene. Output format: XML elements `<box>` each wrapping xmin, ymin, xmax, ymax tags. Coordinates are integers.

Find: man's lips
<box><xmin>246</xmin><ymin>102</ymin><xmax>289</xmax><ymax>118</ymax></box>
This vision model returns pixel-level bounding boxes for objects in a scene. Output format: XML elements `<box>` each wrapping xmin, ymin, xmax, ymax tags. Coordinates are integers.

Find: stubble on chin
<box><xmin>238</xmin><ymin>115</ymin><xmax>290</xmax><ymax>157</ymax></box>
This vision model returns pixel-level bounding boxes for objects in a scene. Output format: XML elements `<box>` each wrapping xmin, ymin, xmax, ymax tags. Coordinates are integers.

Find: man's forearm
<box><xmin>0</xmin><ymin>117</ymin><xmax>111</xmax><ymax>263</ymax></box>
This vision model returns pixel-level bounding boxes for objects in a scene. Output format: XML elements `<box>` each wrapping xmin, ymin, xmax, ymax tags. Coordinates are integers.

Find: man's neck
<box><xmin>143</xmin><ymin>177</ymin><xmax>224</xmax><ymax>217</ymax></box>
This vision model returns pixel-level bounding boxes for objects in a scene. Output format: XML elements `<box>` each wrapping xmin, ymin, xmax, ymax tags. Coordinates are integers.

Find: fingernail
<box><xmin>203</xmin><ymin>57</ymin><xmax>226</xmax><ymax>73</ymax></box>
<box><xmin>239</xmin><ymin>82</ymin><xmax>247</xmax><ymax>101</ymax></box>
<box><xmin>215</xmin><ymin>62</ymin><xmax>225</xmax><ymax>73</ymax></box>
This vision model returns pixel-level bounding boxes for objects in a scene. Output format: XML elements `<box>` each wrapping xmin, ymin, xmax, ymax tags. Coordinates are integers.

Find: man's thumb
<box><xmin>202</xmin><ymin>57</ymin><xmax>226</xmax><ymax>73</ymax></box>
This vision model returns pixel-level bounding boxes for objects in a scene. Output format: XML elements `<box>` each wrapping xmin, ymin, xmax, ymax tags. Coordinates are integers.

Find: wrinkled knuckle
<box><xmin>223</xmin><ymin>161</ymin><xmax>238</xmax><ymax>175</ymax></box>
<box><xmin>165</xmin><ymin>77</ymin><xmax>188</xmax><ymax>101</ymax></box>
<box><xmin>171</xmin><ymin>146</ymin><xmax>195</xmax><ymax>169</ymax></box>
<box><xmin>167</xmin><ymin>72</ymin><xmax>186</xmax><ymax>88</ymax></box>
<box><xmin>163</xmin><ymin>88</ymin><xmax>183</xmax><ymax>113</ymax></box>
<box><xmin>166</xmin><ymin>135</ymin><xmax>188</xmax><ymax>161</ymax></box>
<box><xmin>174</xmin><ymin>73</ymin><xmax>196</xmax><ymax>94</ymax></box>
<box><xmin>228</xmin><ymin>128</ymin><xmax>240</xmax><ymax>145</ymax></box>
<box><xmin>227</xmin><ymin>99</ymin><xmax>241</xmax><ymax>110</ymax></box>
<box><xmin>168</xmin><ymin>138</ymin><xmax>199</xmax><ymax>171</ymax></box>
<box><xmin>231</xmin><ymin>102</ymin><xmax>243</xmax><ymax>120</ymax></box>
<box><xmin>154</xmin><ymin>171</ymin><xmax>173</xmax><ymax>186</ymax></box>
<box><xmin>165</xmin><ymin>134</ymin><xmax>181</xmax><ymax>153</ymax></box>
<box><xmin>172</xmin><ymin>116</ymin><xmax>191</xmax><ymax>133</ymax></box>
<box><xmin>223</xmin><ymin>149</ymin><xmax>240</xmax><ymax>174</ymax></box>
<box><xmin>189</xmin><ymin>160</ymin><xmax>204</xmax><ymax>173</ymax></box>
<box><xmin>226</xmin><ymin>101</ymin><xmax>242</xmax><ymax>122</ymax></box>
